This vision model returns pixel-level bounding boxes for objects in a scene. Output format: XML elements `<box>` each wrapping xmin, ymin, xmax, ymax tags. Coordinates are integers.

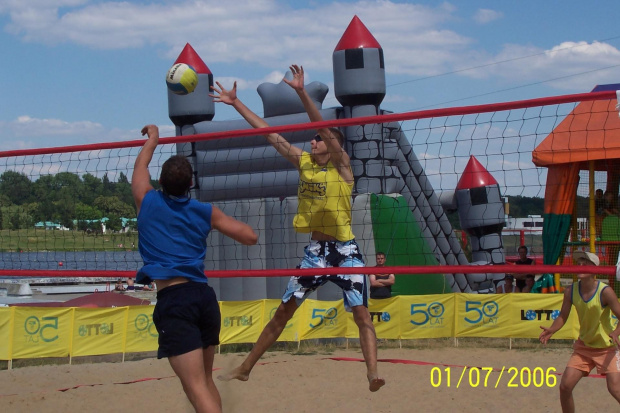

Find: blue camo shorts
<box><xmin>282</xmin><ymin>239</ymin><xmax>367</xmax><ymax>311</ymax></box>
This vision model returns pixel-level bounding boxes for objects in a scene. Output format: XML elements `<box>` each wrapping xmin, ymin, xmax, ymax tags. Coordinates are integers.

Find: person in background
<box><xmin>603</xmin><ymin>190</ymin><xmax>619</xmax><ymax>217</ymax></box>
<box><xmin>369</xmin><ymin>252</ymin><xmax>395</xmax><ymax>299</ymax></box>
<box><xmin>521</xmin><ymin>274</ymin><xmax>535</xmax><ymax>293</ymax></box>
<box><xmin>496</xmin><ymin>274</ymin><xmax>519</xmax><ymax>293</ymax></box>
<box><xmin>114</xmin><ymin>279</ymin><xmax>125</xmax><ymax>291</ymax></box>
<box><xmin>513</xmin><ymin>245</ymin><xmax>535</xmax><ymax>291</ymax></box>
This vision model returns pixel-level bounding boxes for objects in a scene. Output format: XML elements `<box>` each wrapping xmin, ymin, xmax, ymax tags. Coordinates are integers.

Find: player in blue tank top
<box><xmin>132</xmin><ymin>125</ymin><xmax>257</xmax><ymax>413</ymax></box>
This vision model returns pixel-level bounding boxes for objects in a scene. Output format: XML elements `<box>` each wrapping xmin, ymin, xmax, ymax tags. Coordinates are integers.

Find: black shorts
<box><xmin>152</xmin><ymin>282</ymin><xmax>220</xmax><ymax>359</ymax></box>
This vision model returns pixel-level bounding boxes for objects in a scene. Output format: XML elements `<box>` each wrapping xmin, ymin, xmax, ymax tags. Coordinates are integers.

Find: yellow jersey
<box><xmin>572</xmin><ymin>281</ymin><xmax>615</xmax><ymax>348</ymax></box>
<box><xmin>293</xmin><ymin>152</ymin><xmax>354</xmax><ymax>241</ymax></box>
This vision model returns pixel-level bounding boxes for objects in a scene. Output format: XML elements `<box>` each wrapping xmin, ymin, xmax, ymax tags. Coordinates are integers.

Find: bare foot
<box><xmin>217</xmin><ymin>366</ymin><xmax>250</xmax><ymax>382</ymax></box>
<box><xmin>368</xmin><ymin>375</ymin><xmax>385</xmax><ymax>392</ymax></box>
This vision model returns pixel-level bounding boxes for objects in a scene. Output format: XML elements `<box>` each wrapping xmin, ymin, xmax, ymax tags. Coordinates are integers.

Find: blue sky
<box><xmin>0</xmin><ymin>0</ymin><xmax>619</xmax><ymax>152</ymax></box>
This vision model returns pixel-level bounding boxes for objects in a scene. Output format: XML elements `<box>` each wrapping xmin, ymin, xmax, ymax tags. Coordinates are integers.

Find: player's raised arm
<box><xmin>210</xmin><ymin>81</ymin><xmax>302</xmax><ymax>168</ymax></box>
<box><xmin>284</xmin><ymin>64</ymin><xmax>353</xmax><ymax>183</ymax></box>
<box><xmin>132</xmin><ymin>124</ymin><xmax>158</xmax><ymax>214</ymax></box>
<box><xmin>210</xmin><ymin>206</ymin><xmax>258</xmax><ymax>246</ymax></box>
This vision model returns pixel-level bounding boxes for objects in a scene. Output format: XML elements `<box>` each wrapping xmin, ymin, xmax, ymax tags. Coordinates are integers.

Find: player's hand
<box><xmin>141</xmin><ymin>125</ymin><xmax>159</xmax><ymax>144</ymax></box>
<box><xmin>610</xmin><ymin>330</ymin><xmax>620</xmax><ymax>347</ymax></box>
<box><xmin>539</xmin><ymin>326</ymin><xmax>554</xmax><ymax>344</ymax></box>
<box><xmin>283</xmin><ymin>64</ymin><xmax>305</xmax><ymax>91</ymax></box>
<box><xmin>210</xmin><ymin>81</ymin><xmax>238</xmax><ymax>105</ymax></box>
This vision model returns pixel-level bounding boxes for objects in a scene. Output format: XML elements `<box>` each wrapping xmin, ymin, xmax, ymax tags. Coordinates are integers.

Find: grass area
<box><xmin>0</xmin><ymin>228</ymin><xmax>139</xmax><ymax>252</ymax></box>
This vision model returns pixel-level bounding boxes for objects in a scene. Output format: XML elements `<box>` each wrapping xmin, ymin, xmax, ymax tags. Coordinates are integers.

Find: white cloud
<box><xmin>0</xmin><ymin>116</ymin><xmax>179</xmax><ymax>152</ymax></box>
<box><xmin>472</xmin><ymin>41</ymin><xmax>620</xmax><ymax>91</ymax></box>
<box><xmin>473</xmin><ymin>9</ymin><xmax>503</xmax><ymax>24</ymax></box>
<box><xmin>0</xmin><ymin>0</ymin><xmax>471</xmax><ymax>77</ymax></box>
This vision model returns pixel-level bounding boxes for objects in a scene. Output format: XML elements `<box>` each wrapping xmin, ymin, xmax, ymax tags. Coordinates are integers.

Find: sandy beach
<box><xmin>1</xmin><ymin>344</ymin><xmax>618</xmax><ymax>412</ymax></box>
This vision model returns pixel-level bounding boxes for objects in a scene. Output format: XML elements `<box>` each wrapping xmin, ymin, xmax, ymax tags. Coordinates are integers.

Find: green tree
<box><xmin>94</xmin><ymin>196</ymin><xmax>135</xmax><ymax>218</ymax></box>
<box><xmin>105</xmin><ymin>214</ymin><xmax>122</xmax><ymax>232</ymax></box>
<box><xmin>82</xmin><ymin>173</ymin><xmax>103</xmax><ymax>204</ymax></box>
<box><xmin>102</xmin><ymin>173</ymin><xmax>114</xmax><ymax>196</ymax></box>
<box><xmin>75</xmin><ymin>203</ymin><xmax>102</xmax><ymax>221</ymax></box>
<box><xmin>115</xmin><ymin>172</ymin><xmax>133</xmax><ymax>206</ymax></box>
<box><xmin>0</xmin><ymin>170</ymin><xmax>32</xmax><ymax>205</ymax></box>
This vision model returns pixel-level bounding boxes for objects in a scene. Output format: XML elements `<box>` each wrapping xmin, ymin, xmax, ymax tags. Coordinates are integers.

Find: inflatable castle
<box><xmin>166</xmin><ymin>16</ymin><xmax>507</xmax><ymax>299</ymax></box>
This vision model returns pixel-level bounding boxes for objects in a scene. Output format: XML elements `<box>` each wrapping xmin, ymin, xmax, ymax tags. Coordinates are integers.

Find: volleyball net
<box><xmin>1</xmin><ymin>88</ymin><xmax>619</xmax><ymax>296</ymax></box>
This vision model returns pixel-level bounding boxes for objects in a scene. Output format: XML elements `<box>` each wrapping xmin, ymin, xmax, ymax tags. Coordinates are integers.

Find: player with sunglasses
<box><xmin>210</xmin><ymin>64</ymin><xmax>384</xmax><ymax>392</ymax></box>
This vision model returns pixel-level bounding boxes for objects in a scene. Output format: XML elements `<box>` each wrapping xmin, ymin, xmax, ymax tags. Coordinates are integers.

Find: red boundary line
<box><xmin>1</xmin><ymin>90</ymin><xmax>615</xmax><ymax>159</ymax></box>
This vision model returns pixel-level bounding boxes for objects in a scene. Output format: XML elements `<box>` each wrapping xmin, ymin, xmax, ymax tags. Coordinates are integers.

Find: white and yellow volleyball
<box><xmin>166</xmin><ymin>63</ymin><xmax>198</xmax><ymax>95</ymax></box>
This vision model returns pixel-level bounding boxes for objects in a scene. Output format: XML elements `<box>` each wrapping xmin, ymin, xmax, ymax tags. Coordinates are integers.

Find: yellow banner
<box><xmin>124</xmin><ymin>306</ymin><xmax>158</xmax><ymax>353</ymax></box>
<box><xmin>2</xmin><ymin>294</ymin><xmax>594</xmax><ymax>360</ymax></box>
<box><xmin>0</xmin><ymin>308</ymin><xmax>14</xmax><ymax>360</ymax></box>
<box><xmin>455</xmin><ymin>294</ymin><xmax>510</xmax><ymax>337</ymax></box>
<box><xmin>71</xmin><ymin>308</ymin><xmax>128</xmax><ymax>357</ymax></box>
<box><xmin>366</xmin><ymin>298</ymin><xmax>401</xmax><ymax>339</ymax></box>
<box><xmin>12</xmin><ymin>307</ymin><xmax>73</xmax><ymax>359</ymax></box>
<box><xmin>262</xmin><ymin>299</ymin><xmax>300</xmax><ymax>342</ymax></box>
<box><xmin>219</xmin><ymin>300</ymin><xmax>263</xmax><ymax>344</ymax></box>
<box><xmin>507</xmin><ymin>294</ymin><xmax>578</xmax><ymax>339</ymax></box>
<box><xmin>299</xmin><ymin>299</ymin><xmax>347</xmax><ymax>340</ymax></box>
<box><xmin>399</xmin><ymin>294</ymin><xmax>456</xmax><ymax>339</ymax></box>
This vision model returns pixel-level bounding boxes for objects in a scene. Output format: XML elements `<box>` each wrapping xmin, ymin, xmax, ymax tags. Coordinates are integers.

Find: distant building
<box><xmin>34</xmin><ymin>221</ymin><xmax>69</xmax><ymax>231</ymax></box>
<box><xmin>504</xmin><ymin>215</ymin><xmax>544</xmax><ymax>234</ymax></box>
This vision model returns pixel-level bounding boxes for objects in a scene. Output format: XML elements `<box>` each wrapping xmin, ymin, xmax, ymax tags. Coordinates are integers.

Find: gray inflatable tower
<box><xmin>333</xmin><ymin>17</ymin><xmax>472</xmax><ymax>292</ymax></box>
<box><xmin>455</xmin><ymin>156</ymin><xmax>506</xmax><ymax>291</ymax></box>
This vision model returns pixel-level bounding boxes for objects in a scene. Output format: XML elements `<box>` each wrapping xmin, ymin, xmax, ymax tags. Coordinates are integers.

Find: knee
<box><xmin>607</xmin><ymin>380</ymin><xmax>620</xmax><ymax>398</ymax></box>
<box><xmin>559</xmin><ymin>380</ymin><xmax>574</xmax><ymax>396</ymax></box>
<box><xmin>274</xmin><ymin>303</ymin><xmax>296</xmax><ymax>322</ymax></box>
<box><xmin>352</xmin><ymin>308</ymin><xmax>372</xmax><ymax>328</ymax></box>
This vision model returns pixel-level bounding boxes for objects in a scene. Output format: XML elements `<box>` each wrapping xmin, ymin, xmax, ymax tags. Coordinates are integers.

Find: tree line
<box><xmin>0</xmin><ymin>170</ymin><xmax>159</xmax><ymax>231</ymax></box>
<box><xmin>1</xmin><ymin>169</ymin><xmax>553</xmax><ymax>232</ymax></box>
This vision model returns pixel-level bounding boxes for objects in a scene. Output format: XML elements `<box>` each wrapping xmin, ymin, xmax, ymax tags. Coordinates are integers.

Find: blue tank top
<box><xmin>136</xmin><ymin>190</ymin><xmax>212</xmax><ymax>284</ymax></box>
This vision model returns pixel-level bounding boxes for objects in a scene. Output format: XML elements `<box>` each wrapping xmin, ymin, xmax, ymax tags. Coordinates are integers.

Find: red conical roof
<box><xmin>334</xmin><ymin>15</ymin><xmax>381</xmax><ymax>51</ymax></box>
<box><xmin>174</xmin><ymin>43</ymin><xmax>212</xmax><ymax>74</ymax></box>
<box><xmin>456</xmin><ymin>156</ymin><xmax>498</xmax><ymax>190</ymax></box>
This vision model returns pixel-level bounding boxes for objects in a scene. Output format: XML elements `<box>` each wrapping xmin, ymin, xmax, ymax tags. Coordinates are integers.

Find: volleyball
<box><xmin>166</xmin><ymin>63</ymin><xmax>198</xmax><ymax>95</ymax></box>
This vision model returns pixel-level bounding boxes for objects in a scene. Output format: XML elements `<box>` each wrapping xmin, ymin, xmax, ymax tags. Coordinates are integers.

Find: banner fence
<box><xmin>0</xmin><ymin>293</ymin><xmax>599</xmax><ymax>362</ymax></box>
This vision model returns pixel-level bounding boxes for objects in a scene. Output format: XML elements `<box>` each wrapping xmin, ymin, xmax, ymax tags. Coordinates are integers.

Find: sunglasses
<box><xmin>313</xmin><ymin>134</ymin><xmax>322</xmax><ymax>142</ymax></box>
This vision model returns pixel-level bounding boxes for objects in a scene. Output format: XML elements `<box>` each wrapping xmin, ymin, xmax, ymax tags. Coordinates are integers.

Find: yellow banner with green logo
<box><xmin>400</xmin><ymin>294</ymin><xmax>456</xmax><ymax>339</ymax></box>
<box><xmin>299</xmin><ymin>299</ymin><xmax>346</xmax><ymax>340</ymax></box>
<box><xmin>262</xmin><ymin>299</ymin><xmax>301</xmax><ymax>342</ymax></box>
<box><xmin>455</xmin><ymin>293</ymin><xmax>510</xmax><ymax>338</ymax></box>
<box><xmin>12</xmin><ymin>307</ymin><xmax>73</xmax><ymax>359</ymax></box>
<box><xmin>0</xmin><ymin>294</ymin><xmax>596</xmax><ymax>361</ymax></box>
<box><xmin>71</xmin><ymin>308</ymin><xmax>128</xmax><ymax>357</ymax></box>
<box><xmin>125</xmin><ymin>306</ymin><xmax>158</xmax><ymax>353</ymax></box>
<box><xmin>220</xmin><ymin>300</ymin><xmax>264</xmax><ymax>344</ymax></box>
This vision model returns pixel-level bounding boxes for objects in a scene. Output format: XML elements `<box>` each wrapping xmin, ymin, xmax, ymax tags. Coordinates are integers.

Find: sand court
<box><xmin>0</xmin><ymin>346</ymin><xmax>618</xmax><ymax>412</ymax></box>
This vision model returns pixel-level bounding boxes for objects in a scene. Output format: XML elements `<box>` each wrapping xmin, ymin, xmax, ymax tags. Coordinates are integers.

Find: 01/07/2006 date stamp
<box><xmin>430</xmin><ymin>366</ymin><xmax>558</xmax><ymax>388</ymax></box>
